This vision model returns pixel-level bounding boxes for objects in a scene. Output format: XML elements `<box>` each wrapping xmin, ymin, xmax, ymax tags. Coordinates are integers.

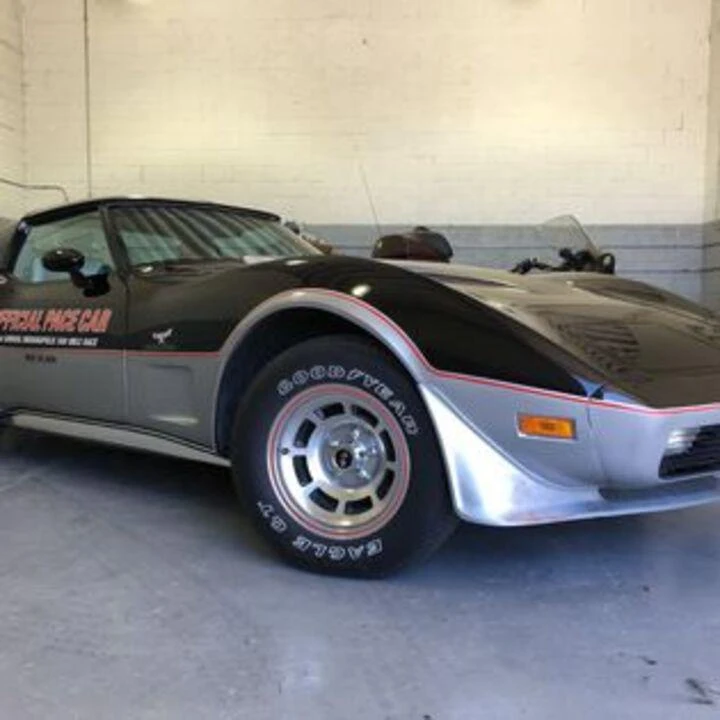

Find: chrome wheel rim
<box><xmin>267</xmin><ymin>385</ymin><xmax>411</xmax><ymax>539</ymax></box>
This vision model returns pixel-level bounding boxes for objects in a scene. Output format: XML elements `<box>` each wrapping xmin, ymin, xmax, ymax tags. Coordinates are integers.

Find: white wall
<box><xmin>22</xmin><ymin>0</ymin><xmax>712</xmax><ymax>226</ymax></box>
<box><xmin>703</xmin><ymin>0</ymin><xmax>720</xmax><ymax>305</ymax></box>
<box><xmin>707</xmin><ymin>0</ymin><xmax>720</xmax><ymax>222</ymax></box>
<box><xmin>23</xmin><ymin>0</ymin><xmax>87</xmax><ymax>209</ymax></box>
<box><xmin>0</xmin><ymin>0</ymin><xmax>24</xmax><ymax>216</ymax></box>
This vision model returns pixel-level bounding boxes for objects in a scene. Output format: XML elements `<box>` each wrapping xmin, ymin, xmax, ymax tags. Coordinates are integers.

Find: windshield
<box><xmin>110</xmin><ymin>205</ymin><xmax>320</xmax><ymax>267</ymax></box>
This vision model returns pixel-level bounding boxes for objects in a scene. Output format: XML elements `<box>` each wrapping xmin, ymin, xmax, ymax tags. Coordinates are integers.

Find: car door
<box><xmin>0</xmin><ymin>209</ymin><xmax>127</xmax><ymax>423</ymax></box>
<box><xmin>104</xmin><ymin>202</ymin><xmax>232</xmax><ymax>447</ymax></box>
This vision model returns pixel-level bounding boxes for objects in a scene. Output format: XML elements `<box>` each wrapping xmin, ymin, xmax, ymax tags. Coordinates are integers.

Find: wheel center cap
<box><xmin>334</xmin><ymin>448</ymin><xmax>353</xmax><ymax>470</ymax></box>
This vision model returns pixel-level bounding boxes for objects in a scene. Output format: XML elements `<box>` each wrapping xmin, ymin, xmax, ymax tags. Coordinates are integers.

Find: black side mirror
<box><xmin>41</xmin><ymin>247</ymin><xmax>109</xmax><ymax>297</ymax></box>
<box><xmin>42</xmin><ymin>247</ymin><xmax>85</xmax><ymax>274</ymax></box>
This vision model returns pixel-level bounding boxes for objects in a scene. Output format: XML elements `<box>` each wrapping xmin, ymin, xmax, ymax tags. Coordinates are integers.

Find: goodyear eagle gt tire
<box><xmin>231</xmin><ymin>335</ymin><xmax>457</xmax><ymax>576</ymax></box>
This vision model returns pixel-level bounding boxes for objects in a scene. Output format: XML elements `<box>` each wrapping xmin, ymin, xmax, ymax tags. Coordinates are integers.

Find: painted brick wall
<box><xmin>704</xmin><ymin>0</ymin><xmax>720</xmax><ymax>305</ymax></box>
<box><xmin>23</xmin><ymin>0</ymin><xmax>710</xmax><ymax>224</ymax></box>
<box><xmin>23</xmin><ymin>0</ymin><xmax>87</xmax><ymax>209</ymax></box>
<box><xmin>19</xmin><ymin>0</ymin><xmax>717</xmax><ymax>303</ymax></box>
<box><xmin>0</xmin><ymin>0</ymin><xmax>24</xmax><ymax>216</ymax></box>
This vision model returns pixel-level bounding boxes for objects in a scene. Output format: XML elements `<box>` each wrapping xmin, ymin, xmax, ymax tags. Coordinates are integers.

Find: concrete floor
<box><xmin>0</xmin><ymin>429</ymin><xmax>719</xmax><ymax>720</ymax></box>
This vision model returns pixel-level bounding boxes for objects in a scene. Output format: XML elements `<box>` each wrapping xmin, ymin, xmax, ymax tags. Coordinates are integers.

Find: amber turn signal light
<box><xmin>517</xmin><ymin>414</ymin><xmax>576</xmax><ymax>440</ymax></box>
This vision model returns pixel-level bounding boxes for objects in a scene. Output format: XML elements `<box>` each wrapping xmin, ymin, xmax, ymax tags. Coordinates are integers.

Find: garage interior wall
<box><xmin>705</xmin><ymin>0</ymin><xmax>720</xmax><ymax>306</ymax></box>
<box><xmin>0</xmin><ymin>0</ymin><xmax>25</xmax><ymax>216</ymax></box>
<box><xmin>13</xmin><ymin>0</ymin><xmax>720</xmax><ymax>304</ymax></box>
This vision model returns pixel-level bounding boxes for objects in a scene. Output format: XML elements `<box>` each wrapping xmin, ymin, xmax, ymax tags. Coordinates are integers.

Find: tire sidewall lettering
<box><xmin>275</xmin><ymin>364</ymin><xmax>419</xmax><ymax>436</ymax></box>
<box><xmin>233</xmin><ymin>336</ymin><xmax>455</xmax><ymax>575</ymax></box>
<box><xmin>256</xmin><ymin>502</ymin><xmax>385</xmax><ymax>562</ymax></box>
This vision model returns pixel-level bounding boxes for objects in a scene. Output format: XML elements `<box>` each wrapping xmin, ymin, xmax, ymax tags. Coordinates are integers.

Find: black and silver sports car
<box><xmin>2</xmin><ymin>197</ymin><xmax>720</xmax><ymax>576</ymax></box>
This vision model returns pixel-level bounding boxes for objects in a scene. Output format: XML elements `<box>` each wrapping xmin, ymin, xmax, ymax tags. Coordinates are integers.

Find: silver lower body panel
<box><xmin>420</xmin><ymin>382</ymin><xmax>720</xmax><ymax>526</ymax></box>
<box><xmin>4</xmin><ymin>412</ymin><xmax>230</xmax><ymax>468</ymax></box>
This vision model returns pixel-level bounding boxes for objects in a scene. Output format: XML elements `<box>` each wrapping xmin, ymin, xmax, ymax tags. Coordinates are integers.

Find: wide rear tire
<box><xmin>231</xmin><ymin>335</ymin><xmax>457</xmax><ymax>577</ymax></box>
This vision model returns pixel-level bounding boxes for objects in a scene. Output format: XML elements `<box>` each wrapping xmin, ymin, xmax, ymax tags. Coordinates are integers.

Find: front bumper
<box><xmin>420</xmin><ymin>378</ymin><xmax>720</xmax><ymax>526</ymax></box>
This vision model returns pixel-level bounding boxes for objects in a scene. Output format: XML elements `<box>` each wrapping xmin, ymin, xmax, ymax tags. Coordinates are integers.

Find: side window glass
<box><xmin>12</xmin><ymin>211</ymin><xmax>115</xmax><ymax>284</ymax></box>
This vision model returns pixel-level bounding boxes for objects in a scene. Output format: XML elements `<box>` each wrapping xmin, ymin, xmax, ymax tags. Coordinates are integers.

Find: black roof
<box><xmin>22</xmin><ymin>196</ymin><xmax>281</xmax><ymax>225</ymax></box>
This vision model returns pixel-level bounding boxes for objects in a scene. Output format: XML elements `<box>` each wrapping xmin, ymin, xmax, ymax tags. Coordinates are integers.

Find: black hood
<box><xmin>401</xmin><ymin>261</ymin><xmax>720</xmax><ymax>407</ymax></box>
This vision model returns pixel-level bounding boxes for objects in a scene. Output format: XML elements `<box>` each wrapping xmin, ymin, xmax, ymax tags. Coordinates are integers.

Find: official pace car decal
<box><xmin>0</xmin><ymin>307</ymin><xmax>113</xmax><ymax>348</ymax></box>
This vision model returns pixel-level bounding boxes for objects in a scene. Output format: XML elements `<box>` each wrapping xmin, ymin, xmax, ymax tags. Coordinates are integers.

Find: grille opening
<box><xmin>660</xmin><ymin>424</ymin><xmax>720</xmax><ymax>478</ymax></box>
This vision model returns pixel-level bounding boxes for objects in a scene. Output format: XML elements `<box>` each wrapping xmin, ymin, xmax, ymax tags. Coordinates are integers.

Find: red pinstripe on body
<box><xmin>4</xmin><ymin>287</ymin><xmax>720</xmax><ymax>417</ymax></box>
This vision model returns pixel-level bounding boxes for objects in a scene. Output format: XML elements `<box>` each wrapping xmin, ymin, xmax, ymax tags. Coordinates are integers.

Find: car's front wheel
<box><xmin>231</xmin><ymin>335</ymin><xmax>457</xmax><ymax>576</ymax></box>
